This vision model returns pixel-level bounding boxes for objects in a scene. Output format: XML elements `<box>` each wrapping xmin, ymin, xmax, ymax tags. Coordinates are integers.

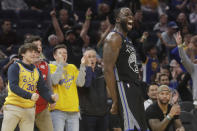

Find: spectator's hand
<box><xmin>171</xmin><ymin>90</ymin><xmax>179</xmax><ymax>104</ymax></box>
<box><xmin>74</xmin><ymin>13</ymin><xmax>79</xmax><ymax>22</ymax></box>
<box><xmin>176</xmin><ymin>127</ymin><xmax>185</xmax><ymax>131</ymax></box>
<box><xmin>50</xmin><ymin>10</ymin><xmax>56</xmax><ymax>17</ymax></box>
<box><xmin>31</xmin><ymin>93</ymin><xmax>39</xmax><ymax>102</ymax></box>
<box><xmin>175</xmin><ymin>31</ymin><xmax>182</xmax><ymax>45</ymax></box>
<box><xmin>169</xmin><ymin>104</ymin><xmax>181</xmax><ymax>118</ymax></box>
<box><xmin>0</xmin><ymin>50</ymin><xmax>7</xmax><ymax>59</ymax></box>
<box><xmin>51</xmin><ymin>94</ymin><xmax>58</xmax><ymax>102</ymax></box>
<box><xmin>57</xmin><ymin>54</ymin><xmax>66</xmax><ymax>64</ymax></box>
<box><xmin>81</xmin><ymin>55</ymin><xmax>91</xmax><ymax>66</ymax></box>
<box><xmin>6</xmin><ymin>44</ymin><xmax>13</xmax><ymax>52</ymax></box>
<box><xmin>86</xmin><ymin>8</ymin><xmax>92</xmax><ymax>17</ymax></box>
<box><xmin>50</xmin><ymin>103</ymin><xmax>56</xmax><ymax>109</ymax></box>
<box><xmin>142</xmin><ymin>32</ymin><xmax>149</xmax><ymax>39</ymax></box>
<box><xmin>140</xmin><ymin>32</ymin><xmax>149</xmax><ymax>43</ymax></box>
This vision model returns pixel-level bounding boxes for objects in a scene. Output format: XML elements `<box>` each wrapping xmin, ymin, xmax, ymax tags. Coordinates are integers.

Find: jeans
<box><xmin>80</xmin><ymin>114</ymin><xmax>108</xmax><ymax>131</ymax></box>
<box><xmin>51</xmin><ymin>110</ymin><xmax>80</xmax><ymax>131</ymax></box>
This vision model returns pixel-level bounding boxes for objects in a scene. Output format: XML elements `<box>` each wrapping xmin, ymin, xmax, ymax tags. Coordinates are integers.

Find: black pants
<box><xmin>116</xmin><ymin>81</ymin><xmax>148</xmax><ymax>131</ymax></box>
<box><xmin>79</xmin><ymin>114</ymin><xmax>108</xmax><ymax>131</ymax></box>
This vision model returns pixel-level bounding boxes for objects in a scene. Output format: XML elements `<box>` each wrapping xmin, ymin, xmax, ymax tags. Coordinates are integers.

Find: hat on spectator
<box><xmin>167</xmin><ymin>21</ymin><xmax>178</xmax><ymax>29</ymax></box>
<box><xmin>170</xmin><ymin>59</ymin><xmax>179</xmax><ymax>67</ymax></box>
<box><xmin>65</xmin><ymin>29</ymin><xmax>76</xmax><ymax>36</ymax></box>
<box><xmin>9</xmin><ymin>54</ymin><xmax>18</xmax><ymax>61</ymax></box>
<box><xmin>157</xmin><ymin>85</ymin><xmax>171</xmax><ymax>93</ymax></box>
<box><xmin>48</xmin><ymin>34</ymin><xmax>57</xmax><ymax>42</ymax></box>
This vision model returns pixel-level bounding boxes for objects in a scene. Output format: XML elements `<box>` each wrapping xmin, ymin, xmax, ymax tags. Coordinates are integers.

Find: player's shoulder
<box><xmin>106</xmin><ymin>32</ymin><xmax>122</xmax><ymax>42</ymax></box>
<box><xmin>104</xmin><ymin>32</ymin><xmax>122</xmax><ymax>48</ymax></box>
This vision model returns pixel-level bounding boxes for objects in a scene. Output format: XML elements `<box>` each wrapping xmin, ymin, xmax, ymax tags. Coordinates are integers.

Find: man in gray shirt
<box><xmin>175</xmin><ymin>32</ymin><xmax>197</xmax><ymax>106</ymax></box>
<box><xmin>157</xmin><ymin>21</ymin><xmax>178</xmax><ymax>60</ymax></box>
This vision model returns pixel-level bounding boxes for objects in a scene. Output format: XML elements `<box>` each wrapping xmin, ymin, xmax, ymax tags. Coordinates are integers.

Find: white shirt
<box><xmin>144</xmin><ymin>99</ymin><xmax>153</xmax><ymax>110</ymax></box>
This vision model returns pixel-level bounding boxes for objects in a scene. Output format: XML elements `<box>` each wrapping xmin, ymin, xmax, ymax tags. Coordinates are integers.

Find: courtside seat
<box><xmin>180</xmin><ymin>101</ymin><xmax>195</xmax><ymax>112</ymax></box>
<box><xmin>179</xmin><ymin>111</ymin><xmax>197</xmax><ymax>131</ymax></box>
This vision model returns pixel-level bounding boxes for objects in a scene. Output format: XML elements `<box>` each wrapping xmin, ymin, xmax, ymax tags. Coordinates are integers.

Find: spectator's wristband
<box><xmin>166</xmin><ymin>115</ymin><xmax>172</xmax><ymax>121</ymax></box>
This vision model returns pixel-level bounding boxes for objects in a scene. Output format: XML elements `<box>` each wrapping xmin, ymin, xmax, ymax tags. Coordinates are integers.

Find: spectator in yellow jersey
<box><xmin>1</xmin><ymin>43</ymin><xmax>58</xmax><ymax>131</ymax></box>
<box><xmin>49</xmin><ymin>44</ymin><xmax>87</xmax><ymax>131</ymax></box>
<box><xmin>25</xmin><ymin>35</ymin><xmax>55</xmax><ymax>131</ymax></box>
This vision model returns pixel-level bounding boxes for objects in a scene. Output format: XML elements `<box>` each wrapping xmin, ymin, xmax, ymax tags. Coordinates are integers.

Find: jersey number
<box><xmin>27</xmin><ymin>84</ymin><xmax>34</xmax><ymax>91</ymax></box>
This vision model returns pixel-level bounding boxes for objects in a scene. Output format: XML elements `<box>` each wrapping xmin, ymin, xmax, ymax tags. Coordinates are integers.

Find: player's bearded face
<box><xmin>120</xmin><ymin>14</ymin><xmax>134</xmax><ymax>32</ymax></box>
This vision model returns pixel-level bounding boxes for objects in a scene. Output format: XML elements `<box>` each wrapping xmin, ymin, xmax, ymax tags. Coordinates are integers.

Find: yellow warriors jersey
<box><xmin>5</xmin><ymin>63</ymin><xmax>39</xmax><ymax>108</ymax></box>
<box><xmin>49</xmin><ymin>64</ymin><xmax>79</xmax><ymax>112</ymax></box>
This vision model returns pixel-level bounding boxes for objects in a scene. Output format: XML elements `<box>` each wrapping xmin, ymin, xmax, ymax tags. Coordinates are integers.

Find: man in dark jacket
<box><xmin>78</xmin><ymin>48</ymin><xmax>109</xmax><ymax>131</ymax></box>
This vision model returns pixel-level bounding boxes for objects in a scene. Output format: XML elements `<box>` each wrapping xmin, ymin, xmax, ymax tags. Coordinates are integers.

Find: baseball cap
<box><xmin>157</xmin><ymin>85</ymin><xmax>171</xmax><ymax>93</ymax></box>
<box><xmin>65</xmin><ymin>29</ymin><xmax>76</xmax><ymax>36</ymax></box>
<box><xmin>167</xmin><ymin>21</ymin><xmax>178</xmax><ymax>29</ymax></box>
